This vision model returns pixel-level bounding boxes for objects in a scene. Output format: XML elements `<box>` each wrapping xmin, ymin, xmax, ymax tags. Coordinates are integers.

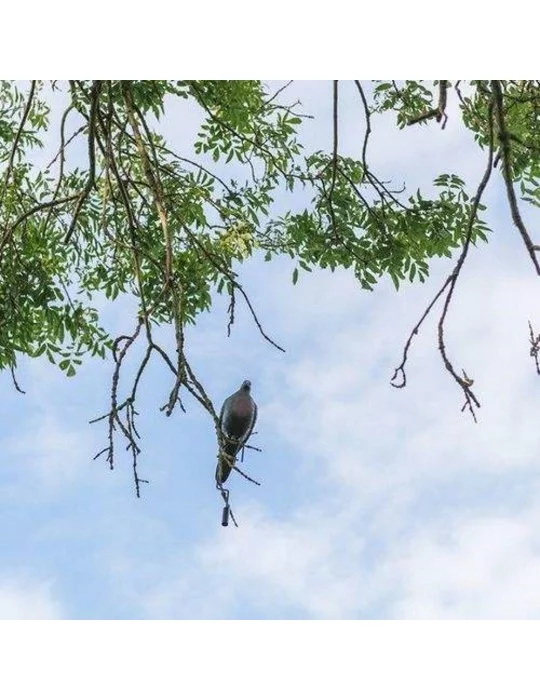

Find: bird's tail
<box><xmin>216</xmin><ymin>439</ymin><xmax>241</xmax><ymax>484</ymax></box>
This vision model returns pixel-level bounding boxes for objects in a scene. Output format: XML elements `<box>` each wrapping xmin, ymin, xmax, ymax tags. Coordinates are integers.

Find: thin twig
<box><xmin>233</xmin><ymin>464</ymin><xmax>261</xmax><ymax>486</ymax></box>
<box><xmin>354</xmin><ymin>80</ymin><xmax>371</xmax><ymax>179</ymax></box>
<box><xmin>392</xmin><ymin>91</ymin><xmax>495</xmax><ymax>420</ymax></box>
<box><xmin>435</xmin><ymin>96</ymin><xmax>495</xmax><ymax>420</ymax></box>
<box><xmin>528</xmin><ymin>321</ymin><xmax>540</xmax><ymax>374</ymax></box>
<box><xmin>327</xmin><ymin>80</ymin><xmax>339</xmax><ymax>237</ymax></box>
<box><xmin>263</xmin><ymin>80</ymin><xmax>294</xmax><ymax>106</ymax></box>
<box><xmin>227</xmin><ymin>286</ymin><xmax>236</xmax><ymax>336</ymax></box>
<box><xmin>10</xmin><ymin>366</ymin><xmax>25</xmax><ymax>394</ymax></box>
<box><xmin>45</xmin><ymin>123</ymin><xmax>84</xmax><ymax>170</ymax></box>
<box><xmin>390</xmin><ymin>276</ymin><xmax>453</xmax><ymax>388</ymax></box>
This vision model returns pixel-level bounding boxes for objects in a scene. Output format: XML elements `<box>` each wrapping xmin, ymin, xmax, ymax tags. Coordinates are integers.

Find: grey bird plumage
<box><xmin>216</xmin><ymin>379</ymin><xmax>258</xmax><ymax>484</ymax></box>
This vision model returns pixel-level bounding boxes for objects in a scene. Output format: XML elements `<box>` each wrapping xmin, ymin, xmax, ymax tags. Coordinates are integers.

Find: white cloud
<box><xmin>131</xmin><ymin>501</ymin><xmax>369</xmax><ymax>619</ymax></box>
<box><xmin>197</xmin><ymin>503</ymin><xmax>366</xmax><ymax>618</ymax></box>
<box><xmin>6</xmin><ymin>81</ymin><xmax>539</xmax><ymax>620</ymax></box>
<box><xmin>0</xmin><ymin>357</ymin><xmax>103</xmax><ymax>495</ymax></box>
<box><xmin>386</xmin><ymin>508</ymin><xmax>540</xmax><ymax>619</ymax></box>
<box><xmin>0</xmin><ymin>579</ymin><xmax>63</xmax><ymax>619</ymax></box>
<box><xmin>5</xmin><ymin>413</ymin><xmax>93</xmax><ymax>489</ymax></box>
<box><xmin>139</xmin><ymin>239</ymin><xmax>540</xmax><ymax>620</ymax></box>
<box><xmin>116</xmin><ymin>83</ymin><xmax>540</xmax><ymax>620</ymax></box>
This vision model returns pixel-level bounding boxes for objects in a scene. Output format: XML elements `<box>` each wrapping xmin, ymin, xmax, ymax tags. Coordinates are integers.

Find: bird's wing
<box><xmin>218</xmin><ymin>397</ymin><xmax>228</xmax><ymax>443</ymax></box>
<box><xmin>219</xmin><ymin>393</ymin><xmax>233</xmax><ymax>426</ymax></box>
<box><xmin>242</xmin><ymin>399</ymin><xmax>257</xmax><ymax>444</ymax></box>
<box><xmin>216</xmin><ymin>394</ymin><xmax>238</xmax><ymax>484</ymax></box>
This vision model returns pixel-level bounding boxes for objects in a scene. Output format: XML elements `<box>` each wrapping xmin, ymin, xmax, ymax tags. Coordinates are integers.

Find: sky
<box><xmin>2</xmin><ymin>81</ymin><xmax>540</xmax><ymax>619</ymax></box>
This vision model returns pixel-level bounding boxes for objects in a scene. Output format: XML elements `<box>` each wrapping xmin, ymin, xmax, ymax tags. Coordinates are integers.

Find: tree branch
<box><xmin>392</xmin><ymin>91</ymin><xmax>495</xmax><ymax>420</ymax></box>
<box><xmin>492</xmin><ymin>80</ymin><xmax>540</xmax><ymax>275</ymax></box>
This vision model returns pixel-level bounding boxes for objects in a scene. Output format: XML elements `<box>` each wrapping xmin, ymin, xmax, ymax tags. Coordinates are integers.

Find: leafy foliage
<box><xmin>0</xmin><ymin>81</ymin><xmax>486</xmax><ymax>372</ymax></box>
<box><xmin>2</xmin><ymin>80</ymin><xmax>540</xmax><ymax>492</ymax></box>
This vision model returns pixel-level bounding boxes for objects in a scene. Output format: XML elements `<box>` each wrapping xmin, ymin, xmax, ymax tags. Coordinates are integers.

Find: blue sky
<box><xmin>2</xmin><ymin>81</ymin><xmax>540</xmax><ymax>619</ymax></box>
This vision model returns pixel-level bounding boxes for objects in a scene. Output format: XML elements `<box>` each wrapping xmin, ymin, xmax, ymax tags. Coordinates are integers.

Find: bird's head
<box><xmin>240</xmin><ymin>379</ymin><xmax>252</xmax><ymax>392</ymax></box>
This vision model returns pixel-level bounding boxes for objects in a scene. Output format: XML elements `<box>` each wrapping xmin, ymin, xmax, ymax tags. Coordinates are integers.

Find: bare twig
<box><xmin>10</xmin><ymin>366</ymin><xmax>25</xmax><ymax>394</ymax></box>
<box><xmin>182</xmin><ymin>223</ymin><xmax>285</xmax><ymax>352</ymax></box>
<box><xmin>392</xmin><ymin>91</ymin><xmax>495</xmax><ymax>420</ymax></box>
<box><xmin>390</xmin><ymin>276</ymin><xmax>453</xmax><ymax>388</ymax></box>
<box><xmin>263</xmin><ymin>80</ymin><xmax>294</xmax><ymax>106</ymax></box>
<box><xmin>233</xmin><ymin>464</ymin><xmax>261</xmax><ymax>486</ymax></box>
<box><xmin>528</xmin><ymin>321</ymin><xmax>540</xmax><ymax>374</ymax></box>
<box><xmin>227</xmin><ymin>286</ymin><xmax>236</xmax><ymax>336</ymax></box>
<box><xmin>436</xmin><ymin>98</ymin><xmax>495</xmax><ymax>419</ymax></box>
<box><xmin>91</xmin><ymin>319</ymin><xmax>148</xmax><ymax>496</ymax></box>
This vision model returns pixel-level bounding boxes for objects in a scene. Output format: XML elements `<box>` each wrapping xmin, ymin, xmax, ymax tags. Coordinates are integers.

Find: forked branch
<box><xmin>391</xmin><ymin>93</ymin><xmax>496</xmax><ymax>421</ymax></box>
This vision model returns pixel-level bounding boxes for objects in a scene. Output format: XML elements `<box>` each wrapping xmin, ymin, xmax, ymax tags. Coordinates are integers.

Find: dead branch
<box><xmin>390</xmin><ymin>276</ymin><xmax>453</xmax><ymax>388</ymax></box>
<box><xmin>392</xmin><ymin>91</ymin><xmax>495</xmax><ymax>421</ymax></box>
<box><xmin>528</xmin><ymin>321</ymin><xmax>540</xmax><ymax>374</ymax></box>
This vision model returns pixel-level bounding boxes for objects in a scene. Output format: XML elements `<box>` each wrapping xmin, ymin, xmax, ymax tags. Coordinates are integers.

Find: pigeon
<box><xmin>216</xmin><ymin>379</ymin><xmax>258</xmax><ymax>484</ymax></box>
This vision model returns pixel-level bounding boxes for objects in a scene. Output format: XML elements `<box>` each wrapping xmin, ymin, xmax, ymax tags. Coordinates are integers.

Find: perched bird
<box><xmin>216</xmin><ymin>379</ymin><xmax>258</xmax><ymax>484</ymax></box>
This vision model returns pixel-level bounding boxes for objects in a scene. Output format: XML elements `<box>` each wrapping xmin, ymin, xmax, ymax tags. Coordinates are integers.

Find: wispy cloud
<box><xmin>1</xmin><ymin>359</ymin><xmax>100</xmax><ymax>495</ymax></box>
<box><xmin>2</xmin><ymin>81</ymin><xmax>540</xmax><ymax>620</ymax></box>
<box><xmin>385</xmin><ymin>506</ymin><xmax>540</xmax><ymax>619</ymax></box>
<box><xmin>132</xmin><ymin>235</ymin><xmax>540</xmax><ymax>619</ymax></box>
<box><xmin>0</xmin><ymin>577</ymin><xmax>63</xmax><ymax>619</ymax></box>
<box><xmin>95</xmin><ymin>84</ymin><xmax>540</xmax><ymax>620</ymax></box>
